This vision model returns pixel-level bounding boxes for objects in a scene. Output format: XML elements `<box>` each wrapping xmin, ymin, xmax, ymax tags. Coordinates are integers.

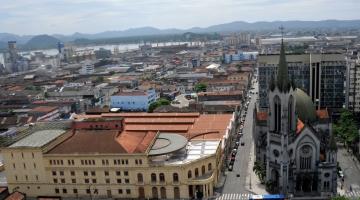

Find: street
<box><xmin>337</xmin><ymin>145</ymin><xmax>360</xmax><ymax>199</ymax></box>
<box><xmin>219</xmin><ymin>80</ymin><xmax>258</xmax><ymax>198</ymax></box>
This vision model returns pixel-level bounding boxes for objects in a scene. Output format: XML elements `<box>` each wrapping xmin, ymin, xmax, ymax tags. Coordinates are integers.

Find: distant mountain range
<box><xmin>1</xmin><ymin>19</ymin><xmax>360</xmax><ymax>50</ymax></box>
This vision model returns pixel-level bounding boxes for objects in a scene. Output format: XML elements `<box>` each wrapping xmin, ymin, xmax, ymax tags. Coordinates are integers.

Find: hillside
<box><xmin>23</xmin><ymin>35</ymin><xmax>61</xmax><ymax>50</ymax></box>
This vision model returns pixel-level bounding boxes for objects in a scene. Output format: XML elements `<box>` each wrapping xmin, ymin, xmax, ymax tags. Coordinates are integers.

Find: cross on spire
<box><xmin>279</xmin><ymin>25</ymin><xmax>285</xmax><ymax>39</ymax></box>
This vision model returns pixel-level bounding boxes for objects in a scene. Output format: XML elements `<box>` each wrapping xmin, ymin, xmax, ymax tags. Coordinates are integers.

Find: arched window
<box><xmin>274</xmin><ymin>96</ymin><xmax>281</xmax><ymax>133</ymax></box>
<box><xmin>174</xmin><ymin>187</ymin><xmax>180</xmax><ymax>199</ymax></box>
<box><xmin>195</xmin><ymin>168</ymin><xmax>199</xmax><ymax>177</ymax></box>
<box><xmin>187</xmin><ymin>170</ymin><xmax>192</xmax><ymax>179</ymax></box>
<box><xmin>151</xmin><ymin>173</ymin><xmax>157</xmax><ymax>183</ymax></box>
<box><xmin>160</xmin><ymin>187</ymin><xmax>166</xmax><ymax>199</ymax></box>
<box><xmin>138</xmin><ymin>187</ymin><xmax>145</xmax><ymax>198</ymax></box>
<box><xmin>152</xmin><ymin>187</ymin><xmax>158</xmax><ymax>199</ymax></box>
<box><xmin>201</xmin><ymin>165</ymin><xmax>205</xmax><ymax>174</ymax></box>
<box><xmin>173</xmin><ymin>173</ymin><xmax>179</xmax><ymax>183</ymax></box>
<box><xmin>288</xmin><ymin>96</ymin><xmax>293</xmax><ymax>131</ymax></box>
<box><xmin>159</xmin><ymin>173</ymin><xmax>165</xmax><ymax>183</ymax></box>
<box><xmin>299</xmin><ymin>145</ymin><xmax>313</xmax><ymax>169</ymax></box>
<box><xmin>208</xmin><ymin>163</ymin><xmax>212</xmax><ymax>171</ymax></box>
<box><xmin>137</xmin><ymin>173</ymin><xmax>143</xmax><ymax>183</ymax></box>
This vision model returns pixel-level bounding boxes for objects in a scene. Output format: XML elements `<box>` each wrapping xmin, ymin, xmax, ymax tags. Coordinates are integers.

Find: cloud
<box><xmin>0</xmin><ymin>0</ymin><xmax>359</xmax><ymax>35</ymax></box>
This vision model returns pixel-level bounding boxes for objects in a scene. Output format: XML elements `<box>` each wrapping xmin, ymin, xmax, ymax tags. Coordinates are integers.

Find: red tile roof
<box><xmin>297</xmin><ymin>119</ymin><xmax>305</xmax><ymax>134</ymax></box>
<box><xmin>5</xmin><ymin>192</ymin><xmax>25</xmax><ymax>200</ymax></box>
<box><xmin>48</xmin><ymin>113</ymin><xmax>233</xmax><ymax>155</ymax></box>
<box><xmin>256</xmin><ymin>112</ymin><xmax>268</xmax><ymax>121</ymax></box>
<box><xmin>316</xmin><ymin>109</ymin><xmax>329</xmax><ymax>119</ymax></box>
<box><xmin>30</xmin><ymin>106</ymin><xmax>58</xmax><ymax>113</ymax></box>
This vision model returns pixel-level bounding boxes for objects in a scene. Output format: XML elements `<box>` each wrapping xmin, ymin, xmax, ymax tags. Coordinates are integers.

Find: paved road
<box><xmin>337</xmin><ymin>145</ymin><xmax>360</xmax><ymax>199</ymax></box>
<box><xmin>222</xmin><ymin>81</ymin><xmax>258</xmax><ymax>194</ymax></box>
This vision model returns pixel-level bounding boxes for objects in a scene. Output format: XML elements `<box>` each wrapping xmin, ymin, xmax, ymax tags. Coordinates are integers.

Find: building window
<box><xmin>91</xmin><ymin>171</ymin><xmax>96</xmax><ymax>176</ymax></box>
<box><xmin>300</xmin><ymin>145</ymin><xmax>313</xmax><ymax>170</ymax></box>
<box><xmin>70</xmin><ymin>171</ymin><xmax>75</xmax><ymax>176</ymax></box>
<box><xmin>139</xmin><ymin>159</ymin><xmax>143</xmax><ymax>165</ymax></box>
<box><xmin>152</xmin><ymin>187</ymin><xmax>158</xmax><ymax>199</ymax></box>
<box><xmin>116</xmin><ymin>171</ymin><xmax>121</xmax><ymax>176</ymax></box>
<box><xmin>188</xmin><ymin>170</ymin><xmax>192</xmax><ymax>179</ymax></box>
<box><xmin>105</xmin><ymin>178</ymin><xmax>110</xmax><ymax>184</ymax></box>
<box><xmin>33</xmin><ymin>163</ymin><xmax>36</xmax><ymax>169</ymax></box>
<box><xmin>117</xmin><ymin>179</ymin><xmax>122</xmax><ymax>184</ymax></box>
<box><xmin>72</xmin><ymin>179</ymin><xmax>76</xmax><ymax>183</ymax></box>
<box><xmin>118</xmin><ymin>189</ymin><xmax>123</xmax><ymax>194</ymax></box>
<box><xmin>160</xmin><ymin>187</ymin><xmax>166</xmax><ymax>199</ymax></box>
<box><xmin>174</xmin><ymin>187</ymin><xmax>180</xmax><ymax>199</ymax></box>
<box><xmin>173</xmin><ymin>173</ymin><xmax>179</xmax><ymax>183</ymax></box>
<box><xmin>201</xmin><ymin>165</ymin><xmax>205</xmax><ymax>175</ymax></box>
<box><xmin>195</xmin><ymin>168</ymin><xmax>199</xmax><ymax>177</ymax></box>
<box><xmin>35</xmin><ymin>175</ymin><xmax>38</xmax><ymax>181</ymax></box>
<box><xmin>208</xmin><ymin>163</ymin><xmax>212</xmax><ymax>171</ymax></box>
<box><xmin>124</xmin><ymin>171</ymin><xmax>129</xmax><ymax>176</ymax></box>
<box><xmin>53</xmin><ymin>178</ymin><xmax>58</xmax><ymax>183</ymax></box>
<box><xmin>85</xmin><ymin>179</ymin><xmax>89</xmax><ymax>183</ymax></box>
<box><xmin>92</xmin><ymin>179</ymin><xmax>97</xmax><ymax>183</ymax></box>
<box><xmin>25</xmin><ymin>175</ymin><xmax>28</xmax><ymax>181</ymax></box>
<box><xmin>59</xmin><ymin>171</ymin><xmax>64</xmax><ymax>176</ymax></box>
<box><xmin>86</xmin><ymin>189</ymin><xmax>90</xmax><ymax>194</ymax></box>
<box><xmin>126</xmin><ymin>189</ymin><xmax>131</xmax><ymax>194</ymax></box>
<box><xmin>151</xmin><ymin>173</ymin><xmax>157</xmax><ymax>183</ymax></box>
<box><xmin>274</xmin><ymin>96</ymin><xmax>281</xmax><ymax>133</ymax></box>
<box><xmin>52</xmin><ymin>171</ymin><xmax>56</xmax><ymax>176</ymax></box>
<box><xmin>159</xmin><ymin>173</ymin><xmax>165</xmax><ymax>183</ymax></box>
<box><xmin>63</xmin><ymin>188</ymin><xmax>67</xmax><ymax>194</ymax></box>
<box><xmin>137</xmin><ymin>173</ymin><xmax>143</xmax><ymax>183</ymax></box>
<box><xmin>55</xmin><ymin>188</ymin><xmax>59</xmax><ymax>194</ymax></box>
<box><xmin>60</xmin><ymin>179</ymin><xmax>65</xmax><ymax>183</ymax></box>
<box><xmin>104</xmin><ymin>171</ymin><xmax>109</xmax><ymax>176</ymax></box>
<box><xmin>73</xmin><ymin>188</ymin><xmax>78</xmax><ymax>194</ymax></box>
<box><xmin>84</xmin><ymin>171</ymin><xmax>88</xmax><ymax>176</ymax></box>
<box><xmin>13</xmin><ymin>163</ymin><xmax>15</xmax><ymax>169</ymax></box>
<box><xmin>125</xmin><ymin>179</ymin><xmax>129</xmax><ymax>184</ymax></box>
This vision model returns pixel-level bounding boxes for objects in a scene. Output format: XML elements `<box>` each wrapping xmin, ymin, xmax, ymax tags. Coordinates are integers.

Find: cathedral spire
<box><xmin>276</xmin><ymin>26</ymin><xmax>290</xmax><ymax>92</ymax></box>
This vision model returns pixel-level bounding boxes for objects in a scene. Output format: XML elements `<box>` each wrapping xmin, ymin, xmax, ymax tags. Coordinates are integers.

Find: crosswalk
<box><xmin>215</xmin><ymin>193</ymin><xmax>252</xmax><ymax>200</ymax></box>
<box><xmin>344</xmin><ymin>189</ymin><xmax>360</xmax><ymax>199</ymax></box>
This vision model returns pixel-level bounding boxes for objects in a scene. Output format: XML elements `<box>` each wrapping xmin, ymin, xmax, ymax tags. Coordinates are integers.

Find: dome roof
<box><xmin>294</xmin><ymin>89</ymin><xmax>317</xmax><ymax>122</ymax></box>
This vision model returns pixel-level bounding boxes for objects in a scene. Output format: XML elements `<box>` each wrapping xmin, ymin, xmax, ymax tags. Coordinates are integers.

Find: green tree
<box><xmin>253</xmin><ymin>161</ymin><xmax>266</xmax><ymax>183</ymax></box>
<box><xmin>194</xmin><ymin>83</ymin><xmax>207</xmax><ymax>93</ymax></box>
<box><xmin>148</xmin><ymin>98</ymin><xmax>170</xmax><ymax>113</ymax></box>
<box><xmin>334</xmin><ymin>109</ymin><xmax>359</xmax><ymax>150</ymax></box>
<box><xmin>331</xmin><ymin>196</ymin><xmax>351</xmax><ymax>200</ymax></box>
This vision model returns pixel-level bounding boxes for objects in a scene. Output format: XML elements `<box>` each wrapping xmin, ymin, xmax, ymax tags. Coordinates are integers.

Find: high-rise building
<box><xmin>345</xmin><ymin>51</ymin><xmax>360</xmax><ymax>113</ymax></box>
<box><xmin>254</xmin><ymin>40</ymin><xmax>337</xmax><ymax>197</ymax></box>
<box><xmin>258</xmin><ymin>53</ymin><xmax>346</xmax><ymax>111</ymax></box>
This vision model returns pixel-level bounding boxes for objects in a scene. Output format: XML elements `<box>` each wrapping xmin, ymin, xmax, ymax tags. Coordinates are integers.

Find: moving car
<box><xmin>228</xmin><ymin>165</ymin><xmax>233</xmax><ymax>171</ymax></box>
<box><xmin>241</xmin><ymin>142</ymin><xmax>245</xmax><ymax>146</ymax></box>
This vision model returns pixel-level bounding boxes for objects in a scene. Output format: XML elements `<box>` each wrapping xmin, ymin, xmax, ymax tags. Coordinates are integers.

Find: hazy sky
<box><xmin>1</xmin><ymin>0</ymin><xmax>359</xmax><ymax>35</ymax></box>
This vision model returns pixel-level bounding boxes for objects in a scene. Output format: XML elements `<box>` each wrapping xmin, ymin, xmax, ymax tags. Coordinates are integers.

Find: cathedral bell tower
<box><xmin>266</xmin><ymin>27</ymin><xmax>297</xmax><ymax>194</ymax></box>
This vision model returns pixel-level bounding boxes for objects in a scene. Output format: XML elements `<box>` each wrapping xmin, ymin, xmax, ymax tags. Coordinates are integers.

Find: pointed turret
<box><xmin>276</xmin><ymin>39</ymin><xmax>290</xmax><ymax>92</ymax></box>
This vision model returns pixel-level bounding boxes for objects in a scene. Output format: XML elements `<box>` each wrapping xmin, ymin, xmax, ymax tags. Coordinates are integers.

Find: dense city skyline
<box><xmin>1</xmin><ymin>0</ymin><xmax>360</xmax><ymax>35</ymax></box>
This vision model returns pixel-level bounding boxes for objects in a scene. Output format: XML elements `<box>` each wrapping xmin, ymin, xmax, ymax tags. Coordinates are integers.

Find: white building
<box><xmin>79</xmin><ymin>61</ymin><xmax>94</xmax><ymax>75</ymax></box>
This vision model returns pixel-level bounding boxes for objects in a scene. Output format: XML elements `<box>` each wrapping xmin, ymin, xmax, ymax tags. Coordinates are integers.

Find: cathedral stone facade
<box><xmin>253</xmin><ymin>40</ymin><xmax>337</xmax><ymax>198</ymax></box>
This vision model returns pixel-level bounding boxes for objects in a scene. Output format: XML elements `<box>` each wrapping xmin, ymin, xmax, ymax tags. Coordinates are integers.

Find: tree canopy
<box><xmin>333</xmin><ymin>109</ymin><xmax>359</xmax><ymax>149</ymax></box>
<box><xmin>194</xmin><ymin>83</ymin><xmax>207</xmax><ymax>93</ymax></box>
<box><xmin>148</xmin><ymin>98</ymin><xmax>171</xmax><ymax>113</ymax></box>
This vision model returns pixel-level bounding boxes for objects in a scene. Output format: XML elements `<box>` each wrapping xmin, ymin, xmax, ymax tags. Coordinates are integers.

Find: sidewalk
<box><xmin>245</xmin><ymin>141</ymin><xmax>268</xmax><ymax>195</ymax></box>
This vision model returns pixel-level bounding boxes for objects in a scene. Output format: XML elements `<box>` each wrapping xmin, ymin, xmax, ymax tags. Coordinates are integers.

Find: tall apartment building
<box><xmin>346</xmin><ymin>52</ymin><xmax>360</xmax><ymax>113</ymax></box>
<box><xmin>2</xmin><ymin>113</ymin><xmax>236</xmax><ymax>199</ymax></box>
<box><xmin>258</xmin><ymin>53</ymin><xmax>346</xmax><ymax>110</ymax></box>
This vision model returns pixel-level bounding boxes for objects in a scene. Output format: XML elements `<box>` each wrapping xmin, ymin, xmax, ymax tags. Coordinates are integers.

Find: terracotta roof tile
<box><xmin>30</xmin><ymin>106</ymin><xmax>58</xmax><ymax>113</ymax></box>
<box><xmin>296</xmin><ymin>119</ymin><xmax>305</xmax><ymax>134</ymax></box>
<box><xmin>316</xmin><ymin>109</ymin><xmax>329</xmax><ymax>119</ymax></box>
<box><xmin>256</xmin><ymin>112</ymin><xmax>268</xmax><ymax>121</ymax></box>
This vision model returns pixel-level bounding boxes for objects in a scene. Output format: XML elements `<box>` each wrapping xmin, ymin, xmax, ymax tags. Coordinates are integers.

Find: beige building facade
<box><xmin>2</xmin><ymin>113</ymin><xmax>235</xmax><ymax>199</ymax></box>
